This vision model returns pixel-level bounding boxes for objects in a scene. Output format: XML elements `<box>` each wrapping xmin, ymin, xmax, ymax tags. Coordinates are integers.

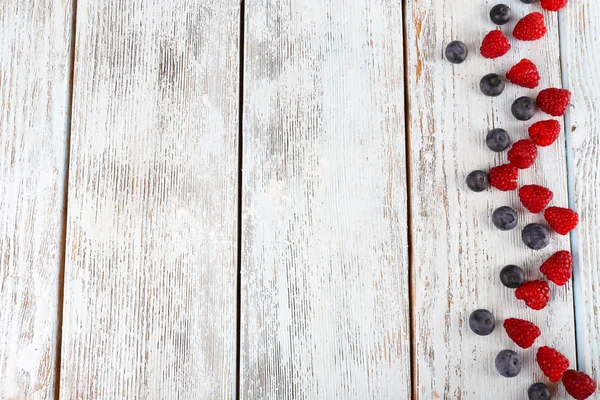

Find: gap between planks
<box><xmin>54</xmin><ymin>0</ymin><xmax>79</xmax><ymax>399</ymax></box>
<box><xmin>556</xmin><ymin>8</ymin><xmax>583</xmax><ymax>373</ymax></box>
<box><xmin>235</xmin><ymin>1</ymin><xmax>246</xmax><ymax>399</ymax></box>
<box><xmin>401</xmin><ymin>0</ymin><xmax>417</xmax><ymax>398</ymax></box>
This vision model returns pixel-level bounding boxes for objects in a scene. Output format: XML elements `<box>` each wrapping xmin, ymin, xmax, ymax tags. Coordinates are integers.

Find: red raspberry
<box><xmin>515</xmin><ymin>280</ymin><xmax>550</xmax><ymax>310</ymax></box>
<box><xmin>540</xmin><ymin>250</ymin><xmax>573</xmax><ymax>286</ymax></box>
<box><xmin>489</xmin><ymin>164</ymin><xmax>518</xmax><ymax>191</ymax></box>
<box><xmin>507</xmin><ymin>139</ymin><xmax>538</xmax><ymax>169</ymax></box>
<box><xmin>506</xmin><ymin>59</ymin><xmax>540</xmax><ymax>89</ymax></box>
<box><xmin>480</xmin><ymin>30</ymin><xmax>511</xmax><ymax>59</ymax></box>
<box><xmin>513</xmin><ymin>12</ymin><xmax>547</xmax><ymax>41</ymax></box>
<box><xmin>563</xmin><ymin>370</ymin><xmax>598</xmax><ymax>400</ymax></box>
<box><xmin>541</xmin><ymin>0</ymin><xmax>568</xmax><ymax>11</ymax></box>
<box><xmin>544</xmin><ymin>206</ymin><xmax>579</xmax><ymax>235</ymax></box>
<box><xmin>529</xmin><ymin>120</ymin><xmax>561</xmax><ymax>146</ymax></box>
<box><xmin>537</xmin><ymin>346</ymin><xmax>570</xmax><ymax>382</ymax></box>
<box><xmin>519</xmin><ymin>184</ymin><xmax>554</xmax><ymax>214</ymax></box>
<box><xmin>537</xmin><ymin>88</ymin><xmax>572</xmax><ymax>116</ymax></box>
<box><xmin>503</xmin><ymin>318</ymin><xmax>541</xmax><ymax>349</ymax></box>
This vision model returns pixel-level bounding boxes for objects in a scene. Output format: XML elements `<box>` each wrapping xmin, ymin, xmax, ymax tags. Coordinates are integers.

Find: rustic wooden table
<box><xmin>1</xmin><ymin>0</ymin><xmax>598</xmax><ymax>399</ymax></box>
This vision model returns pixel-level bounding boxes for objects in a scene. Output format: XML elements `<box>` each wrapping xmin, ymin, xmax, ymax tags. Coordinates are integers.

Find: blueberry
<box><xmin>466</xmin><ymin>170</ymin><xmax>489</xmax><ymax>192</ymax></box>
<box><xmin>521</xmin><ymin>0</ymin><xmax>538</xmax><ymax>3</ymax></box>
<box><xmin>469</xmin><ymin>309</ymin><xmax>496</xmax><ymax>336</ymax></box>
<box><xmin>445</xmin><ymin>41</ymin><xmax>468</xmax><ymax>64</ymax></box>
<box><xmin>486</xmin><ymin>128</ymin><xmax>511</xmax><ymax>152</ymax></box>
<box><xmin>495</xmin><ymin>350</ymin><xmax>522</xmax><ymax>378</ymax></box>
<box><xmin>522</xmin><ymin>223</ymin><xmax>550</xmax><ymax>250</ymax></box>
<box><xmin>528</xmin><ymin>383</ymin><xmax>552</xmax><ymax>400</ymax></box>
<box><xmin>492</xmin><ymin>206</ymin><xmax>518</xmax><ymax>231</ymax></box>
<box><xmin>500</xmin><ymin>265</ymin><xmax>525</xmax><ymax>288</ymax></box>
<box><xmin>512</xmin><ymin>97</ymin><xmax>537</xmax><ymax>121</ymax></box>
<box><xmin>490</xmin><ymin>4</ymin><xmax>511</xmax><ymax>25</ymax></box>
<box><xmin>480</xmin><ymin>73</ymin><xmax>505</xmax><ymax>97</ymax></box>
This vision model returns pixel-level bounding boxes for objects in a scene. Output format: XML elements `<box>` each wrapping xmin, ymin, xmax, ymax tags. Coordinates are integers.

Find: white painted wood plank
<box><xmin>241</xmin><ymin>1</ymin><xmax>411</xmax><ymax>398</ymax></box>
<box><xmin>560</xmin><ymin>1</ymin><xmax>600</xmax><ymax>383</ymax></box>
<box><xmin>59</xmin><ymin>1</ymin><xmax>240</xmax><ymax>398</ymax></box>
<box><xmin>406</xmin><ymin>1</ymin><xmax>577</xmax><ymax>398</ymax></box>
<box><xmin>0</xmin><ymin>0</ymin><xmax>73</xmax><ymax>398</ymax></box>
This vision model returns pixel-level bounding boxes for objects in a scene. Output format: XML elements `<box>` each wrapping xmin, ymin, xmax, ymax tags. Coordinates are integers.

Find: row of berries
<box><xmin>465</xmin><ymin>4</ymin><xmax>578</xmax><ymax>253</ymax></box>
<box><xmin>468</xmin><ymin>124</ymin><xmax>578</xmax><ymax>252</ymax></box>
<box><xmin>446</xmin><ymin>0</ymin><xmax>597</xmax><ymax>399</ymax></box>
<box><xmin>470</xmin><ymin>309</ymin><xmax>596</xmax><ymax>400</ymax></box>
<box><xmin>504</xmin><ymin>250</ymin><xmax>573</xmax><ymax>309</ymax></box>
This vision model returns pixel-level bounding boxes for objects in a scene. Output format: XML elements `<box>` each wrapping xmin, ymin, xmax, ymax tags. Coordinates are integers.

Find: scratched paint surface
<box><xmin>59</xmin><ymin>1</ymin><xmax>240</xmax><ymax>398</ymax></box>
<box><xmin>560</xmin><ymin>0</ymin><xmax>600</xmax><ymax>385</ymax></box>
<box><xmin>240</xmin><ymin>0</ymin><xmax>411</xmax><ymax>398</ymax></box>
<box><xmin>3</xmin><ymin>1</ymin><xmax>600</xmax><ymax>398</ymax></box>
<box><xmin>406</xmin><ymin>1</ymin><xmax>577</xmax><ymax>398</ymax></box>
<box><xmin>0</xmin><ymin>0</ymin><xmax>73</xmax><ymax>398</ymax></box>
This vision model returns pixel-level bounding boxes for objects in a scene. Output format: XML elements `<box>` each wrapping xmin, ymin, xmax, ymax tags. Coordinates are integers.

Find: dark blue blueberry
<box><xmin>486</xmin><ymin>128</ymin><xmax>511</xmax><ymax>152</ymax></box>
<box><xmin>492</xmin><ymin>206</ymin><xmax>518</xmax><ymax>231</ymax></box>
<box><xmin>466</xmin><ymin>170</ymin><xmax>489</xmax><ymax>192</ymax></box>
<box><xmin>480</xmin><ymin>73</ymin><xmax>505</xmax><ymax>97</ymax></box>
<box><xmin>445</xmin><ymin>41</ymin><xmax>468</xmax><ymax>64</ymax></box>
<box><xmin>500</xmin><ymin>265</ymin><xmax>526</xmax><ymax>289</ymax></box>
<box><xmin>490</xmin><ymin>4</ymin><xmax>511</xmax><ymax>25</ymax></box>
<box><xmin>495</xmin><ymin>350</ymin><xmax>522</xmax><ymax>378</ymax></box>
<box><xmin>512</xmin><ymin>97</ymin><xmax>537</xmax><ymax>121</ymax></box>
<box><xmin>528</xmin><ymin>383</ymin><xmax>552</xmax><ymax>400</ymax></box>
<box><xmin>522</xmin><ymin>223</ymin><xmax>551</xmax><ymax>250</ymax></box>
<box><xmin>469</xmin><ymin>309</ymin><xmax>496</xmax><ymax>336</ymax></box>
<box><xmin>521</xmin><ymin>0</ymin><xmax>538</xmax><ymax>3</ymax></box>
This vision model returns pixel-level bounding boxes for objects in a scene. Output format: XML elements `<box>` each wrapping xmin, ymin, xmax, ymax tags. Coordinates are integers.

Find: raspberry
<box><xmin>563</xmin><ymin>370</ymin><xmax>598</xmax><ymax>400</ymax></box>
<box><xmin>540</xmin><ymin>250</ymin><xmax>573</xmax><ymax>286</ymax></box>
<box><xmin>529</xmin><ymin>120</ymin><xmax>561</xmax><ymax>146</ymax></box>
<box><xmin>519</xmin><ymin>185</ymin><xmax>554</xmax><ymax>214</ymax></box>
<box><xmin>537</xmin><ymin>88</ymin><xmax>572</xmax><ymax>116</ymax></box>
<box><xmin>541</xmin><ymin>0</ymin><xmax>568</xmax><ymax>11</ymax></box>
<box><xmin>515</xmin><ymin>280</ymin><xmax>550</xmax><ymax>310</ymax></box>
<box><xmin>544</xmin><ymin>206</ymin><xmax>579</xmax><ymax>235</ymax></box>
<box><xmin>513</xmin><ymin>12</ymin><xmax>547</xmax><ymax>41</ymax></box>
<box><xmin>503</xmin><ymin>318</ymin><xmax>541</xmax><ymax>349</ymax></box>
<box><xmin>507</xmin><ymin>139</ymin><xmax>537</xmax><ymax>169</ymax></box>
<box><xmin>506</xmin><ymin>59</ymin><xmax>540</xmax><ymax>89</ymax></box>
<box><xmin>537</xmin><ymin>346</ymin><xmax>570</xmax><ymax>382</ymax></box>
<box><xmin>480</xmin><ymin>30</ymin><xmax>511</xmax><ymax>59</ymax></box>
<box><xmin>489</xmin><ymin>164</ymin><xmax>518</xmax><ymax>191</ymax></box>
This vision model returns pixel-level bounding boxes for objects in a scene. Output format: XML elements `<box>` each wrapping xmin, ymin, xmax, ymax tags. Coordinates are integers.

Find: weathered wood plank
<box><xmin>560</xmin><ymin>1</ymin><xmax>600</xmax><ymax>383</ymax></box>
<box><xmin>405</xmin><ymin>2</ymin><xmax>577</xmax><ymax>398</ymax></box>
<box><xmin>0</xmin><ymin>0</ymin><xmax>73</xmax><ymax>398</ymax></box>
<box><xmin>240</xmin><ymin>1</ymin><xmax>411</xmax><ymax>398</ymax></box>
<box><xmin>59</xmin><ymin>1</ymin><xmax>240</xmax><ymax>398</ymax></box>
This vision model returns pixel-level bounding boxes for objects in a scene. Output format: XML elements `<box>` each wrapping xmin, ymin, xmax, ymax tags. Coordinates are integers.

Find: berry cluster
<box><xmin>447</xmin><ymin>1</ymin><xmax>597</xmax><ymax>399</ymax></box>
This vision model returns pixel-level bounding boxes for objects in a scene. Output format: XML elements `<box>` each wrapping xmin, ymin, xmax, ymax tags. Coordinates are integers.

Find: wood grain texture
<box><xmin>240</xmin><ymin>1</ymin><xmax>411</xmax><ymax>398</ymax></box>
<box><xmin>59</xmin><ymin>1</ymin><xmax>240</xmax><ymax>398</ymax></box>
<box><xmin>560</xmin><ymin>1</ymin><xmax>600</xmax><ymax>383</ymax></box>
<box><xmin>405</xmin><ymin>1</ymin><xmax>577</xmax><ymax>398</ymax></box>
<box><xmin>0</xmin><ymin>0</ymin><xmax>73</xmax><ymax>398</ymax></box>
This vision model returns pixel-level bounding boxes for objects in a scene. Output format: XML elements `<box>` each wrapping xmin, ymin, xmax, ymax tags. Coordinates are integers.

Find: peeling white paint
<box><xmin>241</xmin><ymin>1</ymin><xmax>411</xmax><ymax>398</ymax></box>
<box><xmin>59</xmin><ymin>1</ymin><xmax>240</xmax><ymax>399</ymax></box>
<box><xmin>0</xmin><ymin>0</ymin><xmax>73</xmax><ymax>398</ymax></box>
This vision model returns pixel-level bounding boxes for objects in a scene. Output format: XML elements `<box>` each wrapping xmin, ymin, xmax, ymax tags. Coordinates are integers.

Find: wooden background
<box><xmin>0</xmin><ymin>0</ymin><xmax>598</xmax><ymax>399</ymax></box>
